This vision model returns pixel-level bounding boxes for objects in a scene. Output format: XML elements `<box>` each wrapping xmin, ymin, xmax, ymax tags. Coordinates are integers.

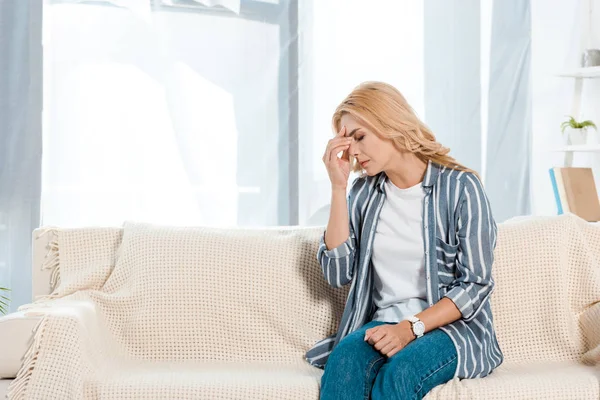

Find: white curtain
<box><xmin>41</xmin><ymin>0</ymin><xmax>530</xmax><ymax>229</ymax></box>
<box><xmin>485</xmin><ymin>0</ymin><xmax>532</xmax><ymax>222</ymax></box>
<box><xmin>42</xmin><ymin>0</ymin><xmax>432</xmax><ymax>228</ymax></box>
<box><xmin>0</xmin><ymin>0</ymin><xmax>43</xmax><ymax>312</ymax></box>
<box><xmin>43</xmin><ymin>1</ymin><xmax>283</xmax><ymax>227</ymax></box>
<box><xmin>298</xmin><ymin>1</ymin><xmax>426</xmax><ymax>224</ymax></box>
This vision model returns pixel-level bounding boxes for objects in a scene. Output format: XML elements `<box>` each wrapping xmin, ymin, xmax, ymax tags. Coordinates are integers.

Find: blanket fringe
<box><xmin>6</xmin><ymin>316</ymin><xmax>49</xmax><ymax>400</ymax></box>
<box><xmin>16</xmin><ymin>229</ymin><xmax>63</xmax><ymax>312</ymax></box>
<box><xmin>34</xmin><ymin>226</ymin><xmax>58</xmax><ymax>240</ymax></box>
<box><xmin>41</xmin><ymin>233</ymin><xmax>61</xmax><ymax>291</ymax></box>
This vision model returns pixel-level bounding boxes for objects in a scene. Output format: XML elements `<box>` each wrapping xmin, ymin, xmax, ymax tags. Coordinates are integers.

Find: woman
<box><xmin>305</xmin><ymin>82</ymin><xmax>503</xmax><ymax>400</ymax></box>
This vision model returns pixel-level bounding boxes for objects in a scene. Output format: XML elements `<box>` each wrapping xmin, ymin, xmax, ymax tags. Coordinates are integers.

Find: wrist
<box><xmin>398</xmin><ymin>320</ymin><xmax>416</xmax><ymax>339</ymax></box>
<box><xmin>331</xmin><ymin>186</ymin><xmax>347</xmax><ymax>195</ymax></box>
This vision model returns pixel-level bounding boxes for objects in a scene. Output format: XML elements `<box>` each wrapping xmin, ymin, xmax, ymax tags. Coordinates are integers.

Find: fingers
<box><xmin>328</xmin><ymin>142</ymin><xmax>351</xmax><ymax>163</ymax></box>
<box><xmin>385</xmin><ymin>347</ymin><xmax>402</xmax><ymax>358</ymax></box>
<box><xmin>322</xmin><ymin>137</ymin><xmax>344</xmax><ymax>160</ymax></box>
<box><xmin>323</xmin><ymin>137</ymin><xmax>351</xmax><ymax>164</ymax></box>
<box><xmin>374</xmin><ymin>335</ymin><xmax>393</xmax><ymax>351</ymax></box>
<box><xmin>379</xmin><ymin>340</ymin><xmax>398</xmax><ymax>356</ymax></box>
<box><xmin>341</xmin><ymin>148</ymin><xmax>350</xmax><ymax>162</ymax></box>
<box><xmin>367</xmin><ymin>329</ymin><xmax>387</xmax><ymax>346</ymax></box>
<box><xmin>336</xmin><ymin>125</ymin><xmax>347</xmax><ymax>137</ymax></box>
<box><xmin>364</xmin><ymin>327</ymin><xmax>378</xmax><ymax>342</ymax></box>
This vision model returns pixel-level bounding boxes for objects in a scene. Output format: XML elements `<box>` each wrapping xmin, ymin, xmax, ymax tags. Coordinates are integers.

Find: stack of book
<box><xmin>549</xmin><ymin>167</ymin><xmax>600</xmax><ymax>222</ymax></box>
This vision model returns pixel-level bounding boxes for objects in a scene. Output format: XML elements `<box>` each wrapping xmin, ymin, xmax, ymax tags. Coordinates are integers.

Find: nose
<box><xmin>348</xmin><ymin>140</ymin><xmax>360</xmax><ymax>157</ymax></box>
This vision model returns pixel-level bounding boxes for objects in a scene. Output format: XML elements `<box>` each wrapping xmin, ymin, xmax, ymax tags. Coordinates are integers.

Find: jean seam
<box><xmin>363</xmin><ymin>355</ymin><xmax>384</xmax><ymax>400</ymax></box>
<box><xmin>413</xmin><ymin>354</ymin><xmax>457</xmax><ymax>399</ymax></box>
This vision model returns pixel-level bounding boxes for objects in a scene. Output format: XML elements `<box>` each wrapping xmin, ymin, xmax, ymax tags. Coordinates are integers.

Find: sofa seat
<box><xmin>427</xmin><ymin>362</ymin><xmax>600</xmax><ymax>399</ymax></box>
<box><xmin>84</xmin><ymin>361</ymin><xmax>323</xmax><ymax>399</ymax></box>
<box><xmin>0</xmin><ymin>311</ymin><xmax>43</xmax><ymax>378</ymax></box>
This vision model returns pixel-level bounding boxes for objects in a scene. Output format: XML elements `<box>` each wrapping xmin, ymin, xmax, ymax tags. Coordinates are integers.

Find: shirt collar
<box><xmin>376</xmin><ymin>160</ymin><xmax>440</xmax><ymax>192</ymax></box>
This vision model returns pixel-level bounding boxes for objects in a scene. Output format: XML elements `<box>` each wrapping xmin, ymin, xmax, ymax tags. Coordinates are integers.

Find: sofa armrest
<box><xmin>0</xmin><ymin>311</ymin><xmax>43</xmax><ymax>378</ymax></box>
<box><xmin>32</xmin><ymin>228</ymin><xmax>53</xmax><ymax>301</ymax></box>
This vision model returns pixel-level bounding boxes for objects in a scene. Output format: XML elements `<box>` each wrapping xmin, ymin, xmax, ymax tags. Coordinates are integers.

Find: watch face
<box><xmin>414</xmin><ymin>321</ymin><xmax>425</xmax><ymax>336</ymax></box>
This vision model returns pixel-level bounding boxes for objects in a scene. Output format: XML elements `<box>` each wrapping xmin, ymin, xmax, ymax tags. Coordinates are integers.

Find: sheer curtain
<box><xmin>43</xmin><ymin>0</ymin><xmax>288</xmax><ymax>227</ymax></box>
<box><xmin>41</xmin><ymin>0</ymin><xmax>531</xmax><ymax>229</ymax></box>
<box><xmin>0</xmin><ymin>0</ymin><xmax>43</xmax><ymax>312</ymax></box>
<box><xmin>298</xmin><ymin>0</ymin><xmax>425</xmax><ymax>224</ymax></box>
<box><xmin>42</xmin><ymin>0</ymin><xmax>428</xmax><ymax>228</ymax></box>
<box><xmin>300</xmin><ymin>0</ymin><xmax>532</xmax><ymax>225</ymax></box>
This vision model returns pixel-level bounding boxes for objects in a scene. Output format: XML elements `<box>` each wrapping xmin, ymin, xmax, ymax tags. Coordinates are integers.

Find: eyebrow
<box><xmin>347</xmin><ymin>128</ymin><xmax>363</xmax><ymax>137</ymax></box>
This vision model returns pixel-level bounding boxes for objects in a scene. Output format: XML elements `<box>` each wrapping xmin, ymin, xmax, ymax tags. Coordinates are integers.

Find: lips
<box><xmin>360</xmin><ymin>160</ymin><xmax>370</xmax><ymax>168</ymax></box>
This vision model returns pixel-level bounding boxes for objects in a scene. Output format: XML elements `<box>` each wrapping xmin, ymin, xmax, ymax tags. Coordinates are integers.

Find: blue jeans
<box><xmin>320</xmin><ymin>321</ymin><xmax>457</xmax><ymax>400</ymax></box>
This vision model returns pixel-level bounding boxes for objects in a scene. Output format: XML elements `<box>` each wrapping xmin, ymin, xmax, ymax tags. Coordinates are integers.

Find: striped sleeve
<box><xmin>316</xmin><ymin>177</ymin><xmax>367</xmax><ymax>288</ymax></box>
<box><xmin>317</xmin><ymin>226</ymin><xmax>356</xmax><ymax>288</ymax></box>
<box><xmin>444</xmin><ymin>173</ymin><xmax>497</xmax><ymax>322</ymax></box>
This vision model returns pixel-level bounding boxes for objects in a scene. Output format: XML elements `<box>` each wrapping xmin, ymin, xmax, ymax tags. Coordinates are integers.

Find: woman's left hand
<box><xmin>364</xmin><ymin>321</ymin><xmax>416</xmax><ymax>358</ymax></box>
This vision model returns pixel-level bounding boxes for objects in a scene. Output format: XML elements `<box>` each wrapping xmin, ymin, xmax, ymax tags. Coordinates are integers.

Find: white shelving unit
<box><xmin>549</xmin><ymin>0</ymin><xmax>600</xmax><ymax>220</ymax></box>
<box><xmin>556</xmin><ymin>66</ymin><xmax>600</xmax><ymax>78</ymax></box>
<box><xmin>549</xmin><ymin>145</ymin><xmax>600</xmax><ymax>152</ymax></box>
<box><xmin>555</xmin><ymin>67</ymin><xmax>600</xmax><ymax>167</ymax></box>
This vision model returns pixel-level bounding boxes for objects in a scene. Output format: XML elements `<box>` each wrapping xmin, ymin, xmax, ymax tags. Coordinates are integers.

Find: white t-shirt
<box><xmin>371</xmin><ymin>179</ymin><xmax>428</xmax><ymax>323</ymax></box>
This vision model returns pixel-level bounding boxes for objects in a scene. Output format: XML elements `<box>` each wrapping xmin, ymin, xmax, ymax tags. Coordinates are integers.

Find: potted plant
<box><xmin>560</xmin><ymin>116</ymin><xmax>597</xmax><ymax>145</ymax></box>
<box><xmin>0</xmin><ymin>287</ymin><xmax>10</xmax><ymax>315</ymax></box>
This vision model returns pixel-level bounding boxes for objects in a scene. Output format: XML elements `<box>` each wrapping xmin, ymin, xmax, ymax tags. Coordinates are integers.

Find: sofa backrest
<box><xmin>32</xmin><ymin>223</ymin><xmax>349</xmax><ymax>364</ymax></box>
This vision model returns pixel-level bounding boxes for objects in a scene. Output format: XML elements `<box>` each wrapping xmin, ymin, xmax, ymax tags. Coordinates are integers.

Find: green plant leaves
<box><xmin>0</xmin><ymin>287</ymin><xmax>10</xmax><ymax>315</ymax></box>
<box><xmin>561</xmin><ymin>115</ymin><xmax>597</xmax><ymax>133</ymax></box>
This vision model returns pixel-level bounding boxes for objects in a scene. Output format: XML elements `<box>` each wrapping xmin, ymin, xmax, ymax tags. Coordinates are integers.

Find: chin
<box><xmin>362</xmin><ymin>166</ymin><xmax>380</xmax><ymax>177</ymax></box>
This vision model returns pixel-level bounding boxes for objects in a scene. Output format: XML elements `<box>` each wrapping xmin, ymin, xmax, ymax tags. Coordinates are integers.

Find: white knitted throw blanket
<box><xmin>6</xmin><ymin>215</ymin><xmax>600</xmax><ymax>399</ymax></box>
<box><xmin>7</xmin><ymin>222</ymin><xmax>348</xmax><ymax>399</ymax></box>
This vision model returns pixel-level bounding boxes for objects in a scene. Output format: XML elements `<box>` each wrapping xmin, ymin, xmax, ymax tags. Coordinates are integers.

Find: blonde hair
<box><xmin>332</xmin><ymin>81</ymin><xmax>479</xmax><ymax>178</ymax></box>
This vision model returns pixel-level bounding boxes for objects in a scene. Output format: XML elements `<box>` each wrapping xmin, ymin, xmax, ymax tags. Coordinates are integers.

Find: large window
<box><xmin>41</xmin><ymin>1</ymin><xmax>435</xmax><ymax>228</ymax></box>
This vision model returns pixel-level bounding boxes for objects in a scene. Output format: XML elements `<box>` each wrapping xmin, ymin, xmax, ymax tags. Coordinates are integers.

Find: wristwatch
<box><xmin>406</xmin><ymin>316</ymin><xmax>425</xmax><ymax>338</ymax></box>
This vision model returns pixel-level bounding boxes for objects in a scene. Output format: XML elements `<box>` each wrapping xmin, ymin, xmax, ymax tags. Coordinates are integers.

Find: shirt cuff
<box><xmin>444</xmin><ymin>286</ymin><xmax>474</xmax><ymax>319</ymax></box>
<box><xmin>320</xmin><ymin>234</ymin><xmax>354</xmax><ymax>259</ymax></box>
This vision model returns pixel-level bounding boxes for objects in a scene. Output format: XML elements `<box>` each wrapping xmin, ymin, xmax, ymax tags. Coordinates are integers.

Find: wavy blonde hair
<box><xmin>332</xmin><ymin>81</ymin><xmax>479</xmax><ymax>178</ymax></box>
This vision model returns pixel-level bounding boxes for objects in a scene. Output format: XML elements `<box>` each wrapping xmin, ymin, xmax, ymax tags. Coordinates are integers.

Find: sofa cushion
<box><xmin>0</xmin><ymin>311</ymin><xmax>43</xmax><ymax>378</ymax></box>
<box><xmin>426</xmin><ymin>362</ymin><xmax>600</xmax><ymax>399</ymax></box>
<box><xmin>86</xmin><ymin>361</ymin><xmax>322</xmax><ymax>400</ymax></box>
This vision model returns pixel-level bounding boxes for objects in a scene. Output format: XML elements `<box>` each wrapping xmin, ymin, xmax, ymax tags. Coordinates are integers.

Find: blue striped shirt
<box><xmin>305</xmin><ymin>161</ymin><xmax>503</xmax><ymax>379</ymax></box>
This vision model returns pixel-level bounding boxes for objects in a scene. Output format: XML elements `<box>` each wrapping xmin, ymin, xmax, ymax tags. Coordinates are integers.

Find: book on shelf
<box><xmin>548</xmin><ymin>167</ymin><xmax>600</xmax><ymax>222</ymax></box>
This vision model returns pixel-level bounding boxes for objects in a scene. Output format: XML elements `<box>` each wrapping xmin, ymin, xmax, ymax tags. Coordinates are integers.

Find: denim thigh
<box><xmin>320</xmin><ymin>321</ymin><xmax>390</xmax><ymax>400</ymax></box>
<box><xmin>371</xmin><ymin>329</ymin><xmax>457</xmax><ymax>400</ymax></box>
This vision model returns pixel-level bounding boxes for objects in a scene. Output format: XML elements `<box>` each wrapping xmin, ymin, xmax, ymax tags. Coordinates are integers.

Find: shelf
<box><xmin>556</xmin><ymin>66</ymin><xmax>600</xmax><ymax>78</ymax></box>
<box><xmin>549</xmin><ymin>145</ymin><xmax>600</xmax><ymax>152</ymax></box>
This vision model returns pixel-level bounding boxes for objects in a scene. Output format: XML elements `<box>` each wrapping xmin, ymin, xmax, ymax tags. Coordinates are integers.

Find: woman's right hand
<box><xmin>322</xmin><ymin>126</ymin><xmax>352</xmax><ymax>190</ymax></box>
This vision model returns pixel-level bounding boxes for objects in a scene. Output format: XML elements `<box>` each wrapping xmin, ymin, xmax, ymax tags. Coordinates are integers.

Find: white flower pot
<box><xmin>564</xmin><ymin>127</ymin><xmax>588</xmax><ymax>145</ymax></box>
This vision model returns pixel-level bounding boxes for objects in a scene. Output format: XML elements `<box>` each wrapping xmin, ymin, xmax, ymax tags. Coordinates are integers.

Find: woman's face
<box><xmin>340</xmin><ymin>113</ymin><xmax>399</xmax><ymax>176</ymax></box>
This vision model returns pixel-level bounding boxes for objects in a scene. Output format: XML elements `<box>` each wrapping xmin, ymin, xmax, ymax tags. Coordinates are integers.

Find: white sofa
<box><xmin>1</xmin><ymin>215</ymin><xmax>600</xmax><ymax>399</ymax></box>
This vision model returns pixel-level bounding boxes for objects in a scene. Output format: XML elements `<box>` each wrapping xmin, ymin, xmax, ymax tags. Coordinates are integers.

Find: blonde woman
<box><xmin>305</xmin><ymin>82</ymin><xmax>503</xmax><ymax>399</ymax></box>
